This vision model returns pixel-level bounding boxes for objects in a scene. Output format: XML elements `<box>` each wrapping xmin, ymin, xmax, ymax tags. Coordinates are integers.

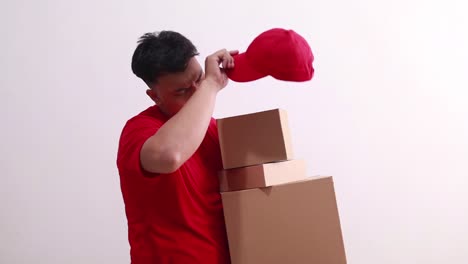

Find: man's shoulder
<box><xmin>117</xmin><ymin>105</ymin><xmax>164</xmax><ymax>169</ymax></box>
<box><xmin>124</xmin><ymin>105</ymin><xmax>164</xmax><ymax>127</ymax></box>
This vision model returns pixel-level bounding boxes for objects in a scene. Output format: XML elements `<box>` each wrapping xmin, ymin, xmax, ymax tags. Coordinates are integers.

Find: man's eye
<box><xmin>177</xmin><ymin>88</ymin><xmax>189</xmax><ymax>94</ymax></box>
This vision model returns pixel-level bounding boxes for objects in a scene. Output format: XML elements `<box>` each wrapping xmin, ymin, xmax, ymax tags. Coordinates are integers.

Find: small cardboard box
<box><xmin>221</xmin><ymin>176</ymin><xmax>347</xmax><ymax>264</ymax></box>
<box><xmin>219</xmin><ymin>159</ymin><xmax>307</xmax><ymax>192</ymax></box>
<box><xmin>217</xmin><ymin>109</ymin><xmax>293</xmax><ymax>169</ymax></box>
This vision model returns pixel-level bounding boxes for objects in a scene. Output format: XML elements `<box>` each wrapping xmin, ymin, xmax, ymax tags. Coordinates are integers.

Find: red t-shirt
<box><xmin>117</xmin><ymin>105</ymin><xmax>231</xmax><ymax>264</ymax></box>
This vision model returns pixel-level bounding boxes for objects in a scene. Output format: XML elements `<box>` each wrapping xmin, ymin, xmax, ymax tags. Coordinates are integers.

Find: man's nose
<box><xmin>191</xmin><ymin>82</ymin><xmax>200</xmax><ymax>90</ymax></box>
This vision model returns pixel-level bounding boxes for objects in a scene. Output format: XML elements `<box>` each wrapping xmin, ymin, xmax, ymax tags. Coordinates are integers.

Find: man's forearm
<box><xmin>149</xmin><ymin>82</ymin><xmax>219</xmax><ymax>169</ymax></box>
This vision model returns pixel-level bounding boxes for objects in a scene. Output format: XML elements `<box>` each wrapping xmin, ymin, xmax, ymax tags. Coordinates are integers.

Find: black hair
<box><xmin>131</xmin><ymin>31</ymin><xmax>199</xmax><ymax>86</ymax></box>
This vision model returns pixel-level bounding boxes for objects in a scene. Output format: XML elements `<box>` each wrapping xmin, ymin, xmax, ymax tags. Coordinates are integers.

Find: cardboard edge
<box><xmin>220</xmin><ymin>175</ymin><xmax>333</xmax><ymax>195</ymax></box>
<box><xmin>216</xmin><ymin>118</ymin><xmax>229</xmax><ymax>169</ymax></box>
<box><xmin>219</xmin><ymin>163</ymin><xmax>268</xmax><ymax>192</ymax></box>
<box><xmin>216</xmin><ymin>108</ymin><xmax>281</xmax><ymax>122</ymax></box>
<box><xmin>278</xmin><ymin>109</ymin><xmax>294</xmax><ymax>159</ymax></box>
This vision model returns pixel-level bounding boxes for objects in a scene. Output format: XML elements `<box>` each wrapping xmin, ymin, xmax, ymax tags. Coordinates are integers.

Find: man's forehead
<box><xmin>158</xmin><ymin>70</ymin><xmax>195</xmax><ymax>85</ymax></box>
<box><xmin>157</xmin><ymin>59</ymin><xmax>202</xmax><ymax>86</ymax></box>
<box><xmin>183</xmin><ymin>67</ymin><xmax>202</xmax><ymax>83</ymax></box>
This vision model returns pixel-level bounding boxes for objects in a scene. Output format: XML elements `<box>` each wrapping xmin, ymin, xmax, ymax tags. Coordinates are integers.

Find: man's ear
<box><xmin>146</xmin><ymin>88</ymin><xmax>160</xmax><ymax>104</ymax></box>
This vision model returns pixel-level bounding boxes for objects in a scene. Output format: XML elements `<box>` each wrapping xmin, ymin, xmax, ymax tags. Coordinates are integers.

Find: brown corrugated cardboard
<box><xmin>219</xmin><ymin>159</ymin><xmax>307</xmax><ymax>192</ymax></box>
<box><xmin>217</xmin><ymin>109</ymin><xmax>293</xmax><ymax>169</ymax></box>
<box><xmin>221</xmin><ymin>176</ymin><xmax>347</xmax><ymax>264</ymax></box>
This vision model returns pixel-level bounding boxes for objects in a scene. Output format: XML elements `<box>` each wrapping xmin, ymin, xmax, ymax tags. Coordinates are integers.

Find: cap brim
<box><xmin>225</xmin><ymin>53</ymin><xmax>267</xmax><ymax>82</ymax></box>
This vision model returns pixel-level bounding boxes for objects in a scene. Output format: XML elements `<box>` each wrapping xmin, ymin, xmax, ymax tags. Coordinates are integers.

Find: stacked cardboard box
<box><xmin>217</xmin><ymin>109</ymin><xmax>347</xmax><ymax>264</ymax></box>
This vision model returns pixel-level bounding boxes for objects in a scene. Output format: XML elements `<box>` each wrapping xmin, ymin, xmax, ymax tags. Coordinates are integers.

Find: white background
<box><xmin>1</xmin><ymin>0</ymin><xmax>467</xmax><ymax>263</ymax></box>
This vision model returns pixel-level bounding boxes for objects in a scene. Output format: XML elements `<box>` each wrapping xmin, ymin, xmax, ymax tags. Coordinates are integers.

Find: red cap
<box><xmin>226</xmin><ymin>28</ymin><xmax>314</xmax><ymax>82</ymax></box>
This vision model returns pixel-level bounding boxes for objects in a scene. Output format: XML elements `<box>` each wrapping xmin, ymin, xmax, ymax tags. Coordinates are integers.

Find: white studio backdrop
<box><xmin>1</xmin><ymin>0</ymin><xmax>467</xmax><ymax>263</ymax></box>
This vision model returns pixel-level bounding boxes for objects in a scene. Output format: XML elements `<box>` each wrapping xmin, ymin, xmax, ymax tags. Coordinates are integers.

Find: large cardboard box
<box><xmin>217</xmin><ymin>109</ymin><xmax>293</xmax><ymax>169</ymax></box>
<box><xmin>221</xmin><ymin>176</ymin><xmax>347</xmax><ymax>264</ymax></box>
<box><xmin>219</xmin><ymin>159</ymin><xmax>307</xmax><ymax>192</ymax></box>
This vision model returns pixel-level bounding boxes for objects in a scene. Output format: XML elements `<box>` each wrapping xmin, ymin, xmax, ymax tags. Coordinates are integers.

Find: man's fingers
<box><xmin>213</xmin><ymin>49</ymin><xmax>228</xmax><ymax>61</ymax></box>
<box><xmin>222</xmin><ymin>57</ymin><xmax>229</xmax><ymax>69</ymax></box>
<box><xmin>224</xmin><ymin>59</ymin><xmax>233</xmax><ymax>69</ymax></box>
<box><xmin>206</xmin><ymin>48</ymin><xmax>237</xmax><ymax>71</ymax></box>
<box><xmin>222</xmin><ymin>50</ymin><xmax>237</xmax><ymax>69</ymax></box>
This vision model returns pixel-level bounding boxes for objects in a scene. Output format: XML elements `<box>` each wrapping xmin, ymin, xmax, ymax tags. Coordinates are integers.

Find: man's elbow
<box><xmin>141</xmin><ymin>149</ymin><xmax>183</xmax><ymax>174</ymax></box>
<box><xmin>161</xmin><ymin>151</ymin><xmax>183</xmax><ymax>173</ymax></box>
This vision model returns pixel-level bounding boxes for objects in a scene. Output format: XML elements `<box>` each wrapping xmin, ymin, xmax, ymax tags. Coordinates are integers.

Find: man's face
<box><xmin>147</xmin><ymin>57</ymin><xmax>204</xmax><ymax>117</ymax></box>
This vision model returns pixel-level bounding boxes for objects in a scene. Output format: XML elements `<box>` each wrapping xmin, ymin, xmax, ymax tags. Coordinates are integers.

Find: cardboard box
<box><xmin>219</xmin><ymin>159</ymin><xmax>307</xmax><ymax>192</ymax></box>
<box><xmin>221</xmin><ymin>176</ymin><xmax>347</xmax><ymax>264</ymax></box>
<box><xmin>217</xmin><ymin>109</ymin><xmax>293</xmax><ymax>169</ymax></box>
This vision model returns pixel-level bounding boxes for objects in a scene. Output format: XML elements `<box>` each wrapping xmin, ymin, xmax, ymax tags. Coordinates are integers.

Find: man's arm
<box><xmin>141</xmin><ymin>49</ymin><xmax>238</xmax><ymax>174</ymax></box>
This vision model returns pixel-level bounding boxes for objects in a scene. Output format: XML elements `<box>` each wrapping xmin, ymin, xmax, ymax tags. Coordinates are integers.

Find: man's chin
<box><xmin>158</xmin><ymin>106</ymin><xmax>179</xmax><ymax>118</ymax></box>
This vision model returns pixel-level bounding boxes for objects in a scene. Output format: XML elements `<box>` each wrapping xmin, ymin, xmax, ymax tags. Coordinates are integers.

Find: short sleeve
<box><xmin>117</xmin><ymin>115</ymin><xmax>163</xmax><ymax>178</ymax></box>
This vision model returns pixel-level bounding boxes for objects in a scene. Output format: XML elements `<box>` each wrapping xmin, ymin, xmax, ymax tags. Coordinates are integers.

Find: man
<box><xmin>117</xmin><ymin>30</ymin><xmax>237</xmax><ymax>263</ymax></box>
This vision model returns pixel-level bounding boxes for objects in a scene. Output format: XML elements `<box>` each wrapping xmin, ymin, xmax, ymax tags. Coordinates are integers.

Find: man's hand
<box><xmin>204</xmin><ymin>49</ymin><xmax>239</xmax><ymax>91</ymax></box>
